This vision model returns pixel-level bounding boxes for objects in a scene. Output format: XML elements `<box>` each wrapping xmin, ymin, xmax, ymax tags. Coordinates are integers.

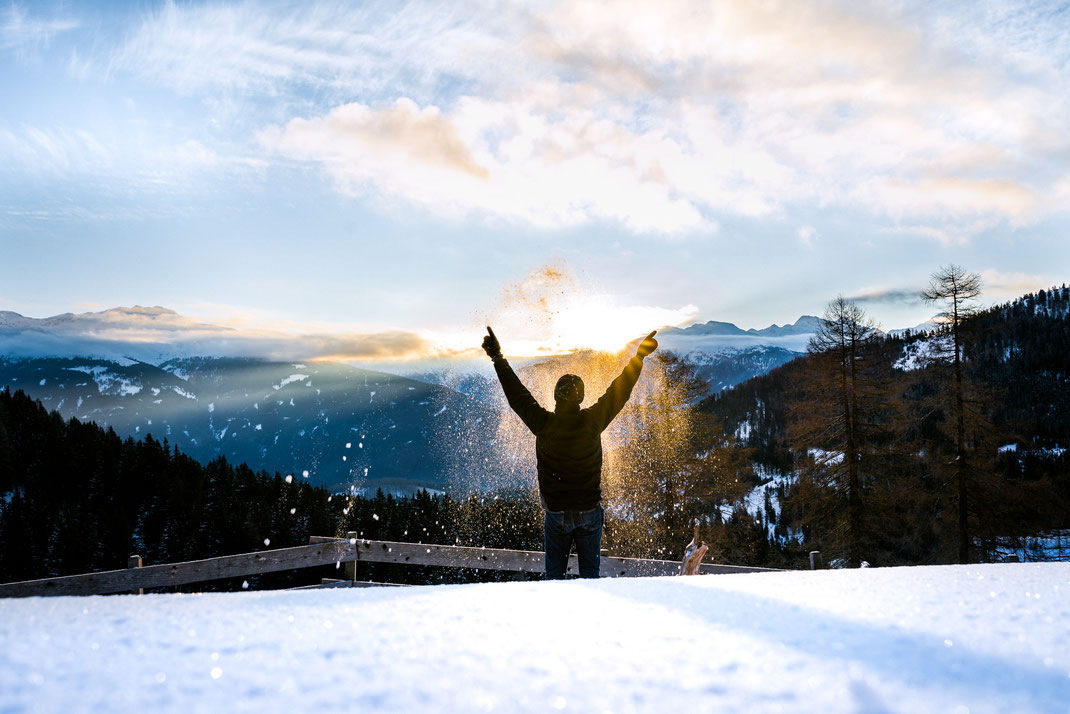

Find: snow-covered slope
<box><xmin>1</xmin><ymin>563</ymin><xmax>1066</xmax><ymax>713</ymax></box>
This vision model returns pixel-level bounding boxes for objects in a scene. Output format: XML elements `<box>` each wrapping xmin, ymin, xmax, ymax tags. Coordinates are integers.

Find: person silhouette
<box><xmin>482</xmin><ymin>327</ymin><xmax>658</xmax><ymax>579</ymax></box>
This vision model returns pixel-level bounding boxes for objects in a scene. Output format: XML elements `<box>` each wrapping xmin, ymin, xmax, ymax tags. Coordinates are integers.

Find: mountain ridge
<box><xmin>0</xmin><ymin>355</ymin><xmax>498</xmax><ymax>493</ymax></box>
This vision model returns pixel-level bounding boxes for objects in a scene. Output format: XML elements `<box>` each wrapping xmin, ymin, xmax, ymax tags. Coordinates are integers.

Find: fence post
<box><xmin>128</xmin><ymin>555</ymin><xmax>143</xmax><ymax>595</ymax></box>
<box><xmin>809</xmin><ymin>551</ymin><xmax>822</xmax><ymax>570</ymax></box>
<box><xmin>345</xmin><ymin>532</ymin><xmax>358</xmax><ymax>584</ymax></box>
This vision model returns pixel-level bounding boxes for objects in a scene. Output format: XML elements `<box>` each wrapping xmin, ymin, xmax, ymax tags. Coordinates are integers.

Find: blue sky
<box><xmin>2</xmin><ymin>0</ymin><xmax>1069</xmax><ymax>359</ymax></box>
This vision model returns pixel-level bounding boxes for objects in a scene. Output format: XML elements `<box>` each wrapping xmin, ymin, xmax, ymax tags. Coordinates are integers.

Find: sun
<box><xmin>551</xmin><ymin>295</ymin><xmax>653</xmax><ymax>353</ymax></box>
<box><xmin>486</xmin><ymin>293</ymin><xmax>697</xmax><ymax>356</ymax></box>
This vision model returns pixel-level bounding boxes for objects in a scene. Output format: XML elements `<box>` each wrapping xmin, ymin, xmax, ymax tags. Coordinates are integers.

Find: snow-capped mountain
<box><xmin>0</xmin><ymin>305</ymin><xmax>832</xmax><ymax>489</ymax></box>
<box><xmin>0</xmin><ymin>356</ymin><xmax>496</xmax><ymax>493</ymax></box>
<box><xmin>654</xmin><ymin>315</ymin><xmax>821</xmax><ymax>390</ymax></box>
<box><xmin>0</xmin><ymin>304</ymin><xmax>828</xmax><ymax>403</ymax></box>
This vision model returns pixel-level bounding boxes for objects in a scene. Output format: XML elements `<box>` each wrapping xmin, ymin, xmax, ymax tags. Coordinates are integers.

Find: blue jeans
<box><xmin>544</xmin><ymin>506</ymin><xmax>603</xmax><ymax>579</ymax></box>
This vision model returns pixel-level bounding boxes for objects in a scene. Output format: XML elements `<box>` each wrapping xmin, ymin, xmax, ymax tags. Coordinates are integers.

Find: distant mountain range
<box><xmin>650</xmin><ymin>315</ymin><xmax>822</xmax><ymax>390</ymax></box>
<box><xmin>0</xmin><ymin>356</ymin><xmax>496</xmax><ymax>493</ymax></box>
<box><xmin>0</xmin><ymin>305</ymin><xmax>835</xmax><ymax>491</ymax></box>
<box><xmin>661</xmin><ymin>315</ymin><xmax>824</xmax><ymax>339</ymax></box>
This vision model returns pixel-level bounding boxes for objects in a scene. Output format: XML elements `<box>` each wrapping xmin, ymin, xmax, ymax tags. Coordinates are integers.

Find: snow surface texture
<box><xmin>2</xmin><ymin>564</ymin><xmax>1068</xmax><ymax>713</ymax></box>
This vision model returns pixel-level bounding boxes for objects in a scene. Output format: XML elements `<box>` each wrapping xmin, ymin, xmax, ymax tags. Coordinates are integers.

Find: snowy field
<box><xmin>2</xmin><ymin>563</ymin><xmax>1069</xmax><ymax>714</ymax></box>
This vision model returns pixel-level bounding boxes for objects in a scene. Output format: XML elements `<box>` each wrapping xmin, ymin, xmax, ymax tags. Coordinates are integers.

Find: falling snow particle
<box><xmin>285</xmin><ymin>475</ymin><xmax>293</xmax><ymax>484</ymax></box>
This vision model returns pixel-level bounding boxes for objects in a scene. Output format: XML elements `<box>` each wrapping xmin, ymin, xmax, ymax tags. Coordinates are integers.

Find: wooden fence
<box><xmin>0</xmin><ymin>536</ymin><xmax>780</xmax><ymax>598</ymax></box>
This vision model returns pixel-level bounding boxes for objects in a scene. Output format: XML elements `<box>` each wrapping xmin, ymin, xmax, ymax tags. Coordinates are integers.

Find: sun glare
<box><xmin>547</xmin><ymin>294</ymin><xmax>692</xmax><ymax>353</ymax></box>
<box><xmin>471</xmin><ymin>264</ymin><xmax>697</xmax><ymax>357</ymax></box>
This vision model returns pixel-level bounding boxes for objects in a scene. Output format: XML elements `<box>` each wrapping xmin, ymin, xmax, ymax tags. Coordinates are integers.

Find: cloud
<box><xmin>261</xmin><ymin>98</ymin><xmax>489</xmax><ymax>183</ymax></box>
<box><xmin>848</xmin><ymin>288</ymin><xmax>926</xmax><ymax>306</ymax></box>
<box><xmin>261</xmin><ymin>96</ymin><xmax>708</xmax><ymax>232</ymax></box>
<box><xmin>1</xmin><ymin>4</ymin><xmax>78</xmax><ymax>56</ymax></box>
<box><xmin>0</xmin><ymin>305</ymin><xmax>440</xmax><ymax>363</ymax></box>
<box><xmin>253</xmin><ymin>1</ymin><xmax>1070</xmax><ymax>233</ymax></box>
<box><xmin>0</xmin><ymin>126</ymin><xmax>110</xmax><ymax>176</ymax></box>
<box><xmin>848</xmin><ymin>269</ymin><xmax>1057</xmax><ymax>311</ymax></box>
<box><xmin>18</xmin><ymin>0</ymin><xmax>1070</xmax><ymax>235</ymax></box>
<box><xmin>978</xmin><ymin>269</ymin><xmax>1056</xmax><ymax>299</ymax></box>
<box><xmin>110</xmin><ymin>1</ymin><xmax>511</xmax><ymax>99</ymax></box>
<box><xmin>0</xmin><ymin>293</ymin><xmax>697</xmax><ymax>364</ymax></box>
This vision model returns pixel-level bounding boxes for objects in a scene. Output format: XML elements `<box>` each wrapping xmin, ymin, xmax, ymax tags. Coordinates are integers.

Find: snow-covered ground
<box><xmin>2</xmin><ymin>563</ymin><xmax>1069</xmax><ymax>713</ymax></box>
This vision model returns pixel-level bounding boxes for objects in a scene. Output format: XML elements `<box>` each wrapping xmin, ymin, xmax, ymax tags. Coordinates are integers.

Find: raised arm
<box><xmin>592</xmin><ymin>330</ymin><xmax>658</xmax><ymax>430</ymax></box>
<box><xmin>483</xmin><ymin>326</ymin><xmax>550</xmax><ymax>434</ymax></box>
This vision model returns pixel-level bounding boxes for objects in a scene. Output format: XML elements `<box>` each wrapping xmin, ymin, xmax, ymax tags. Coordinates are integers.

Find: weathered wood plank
<box><xmin>0</xmin><ymin>541</ymin><xmax>354</xmax><ymax>598</ymax></box>
<box><xmin>354</xmin><ymin>540</ymin><xmax>546</xmax><ymax>572</ymax></box>
<box><xmin>290</xmin><ymin>579</ymin><xmax>410</xmax><ymax>590</ymax></box>
<box><xmin>0</xmin><ymin>538</ymin><xmax>780</xmax><ymax>598</ymax></box>
<box><xmin>351</xmin><ymin>540</ymin><xmax>779</xmax><ymax>576</ymax></box>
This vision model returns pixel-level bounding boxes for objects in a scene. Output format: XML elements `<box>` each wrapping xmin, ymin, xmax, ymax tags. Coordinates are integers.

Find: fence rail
<box><xmin>0</xmin><ymin>537</ymin><xmax>780</xmax><ymax>598</ymax></box>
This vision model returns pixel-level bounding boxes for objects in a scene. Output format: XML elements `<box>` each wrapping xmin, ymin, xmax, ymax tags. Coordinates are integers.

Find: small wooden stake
<box><xmin>345</xmin><ymin>532</ymin><xmax>358</xmax><ymax>584</ymax></box>
<box><xmin>128</xmin><ymin>555</ymin><xmax>143</xmax><ymax>595</ymax></box>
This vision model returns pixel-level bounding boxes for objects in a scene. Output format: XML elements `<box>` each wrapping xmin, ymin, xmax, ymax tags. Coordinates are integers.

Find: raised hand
<box><xmin>636</xmin><ymin>330</ymin><xmax>658</xmax><ymax>358</ymax></box>
<box><xmin>482</xmin><ymin>326</ymin><xmax>502</xmax><ymax>359</ymax></box>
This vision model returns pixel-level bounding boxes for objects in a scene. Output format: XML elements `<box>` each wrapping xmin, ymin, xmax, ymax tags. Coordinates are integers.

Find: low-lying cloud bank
<box><xmin>0</xmin><ymin>306</ymin><xmax>444</xmax><ymax>364</ymax></box>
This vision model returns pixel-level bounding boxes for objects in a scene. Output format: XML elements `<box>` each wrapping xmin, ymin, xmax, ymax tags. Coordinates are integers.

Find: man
<box><xmin>482</xmin><ymin>326</ymin><xmax>658</xmax><ymax>579</ymax></box>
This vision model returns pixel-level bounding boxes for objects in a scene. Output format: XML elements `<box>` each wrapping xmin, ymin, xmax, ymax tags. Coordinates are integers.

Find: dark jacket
<box><xmin>491</xmin><ymin>354</ymin><xmax>645</xmax><ymax>511</ymax></box>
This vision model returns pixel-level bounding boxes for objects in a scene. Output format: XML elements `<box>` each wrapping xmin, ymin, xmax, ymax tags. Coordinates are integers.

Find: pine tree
<box><xmin>922</xmin><ymin>264</ymin><xmax>983</xmax><ymax>563</ymax></box>
<box><xmin>789</xmin><ymin>296</ymin><xmax>883</xmax><ymax>567</ymax></box>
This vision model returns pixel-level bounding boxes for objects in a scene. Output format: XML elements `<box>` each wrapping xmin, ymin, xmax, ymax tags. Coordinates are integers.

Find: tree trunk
<box><xmin>953</xmin><ymin>300</ymin><xmax>969</xmax><ymax>563</ymax></box>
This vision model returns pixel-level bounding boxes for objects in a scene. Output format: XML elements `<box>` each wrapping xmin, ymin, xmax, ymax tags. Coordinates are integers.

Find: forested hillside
<box><xmin>5</xmin><ymin>283</ymin><xmax>1064</xmax><ymax>584</ymax></box>
<box><xmin>0</xmin><ymin>386</ymin><xmax>788</xmax><ymax>587</ymax></box>
<box><xmin>703</xmin><ymin>284</ymin><xmax>1070</xmax><ymax>566</ymax></box>
<box><xmin>0</xmin><ymin>357</ymin><xmax>492</xmax><ymax>492</ymax></box>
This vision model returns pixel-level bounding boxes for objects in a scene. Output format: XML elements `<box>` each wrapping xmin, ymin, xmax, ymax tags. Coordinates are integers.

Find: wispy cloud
<box><xmin>1</xmin><ymin>3</ymin><xmax>79</xmax><ymax>56</ymax></box>
<box><xmin>849</xmin><ymin>288</ymin><xmax>926</xmax><ymax>307</ymax></box>
<box><xmin>849</xmin><ymin>269</ymin><xmax>1057</xmax><ymax>311</ymax></box>
<box><xmin>231</xmin><ymin>1</ymin><xmax>1070</xmax><ymax>233</ymax></box>
<box><xmin>979</xmin><ymin>269</ymin><xmax>1056</xmax><ymax>300</ymax></box>
<box><xmin>110</xmin><ymin>1</ymin><xmax>510</xmax><ymax>100</ymax></box>
<box><xmin>9</xmin><ymin>0</ymin><xmax>1070</xmax><ymax>238</ymax></box>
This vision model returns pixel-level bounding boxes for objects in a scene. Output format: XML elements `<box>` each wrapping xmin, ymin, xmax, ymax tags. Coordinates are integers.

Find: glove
<box><xmin>482</xmin><ymin>326</ymin><xmax>502</xmax><ymax>359</ymax></box>
<box><xmin>636</xmin><ymin>330</ymin><xmax>658</xmax><ymax>359</ymax></box>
